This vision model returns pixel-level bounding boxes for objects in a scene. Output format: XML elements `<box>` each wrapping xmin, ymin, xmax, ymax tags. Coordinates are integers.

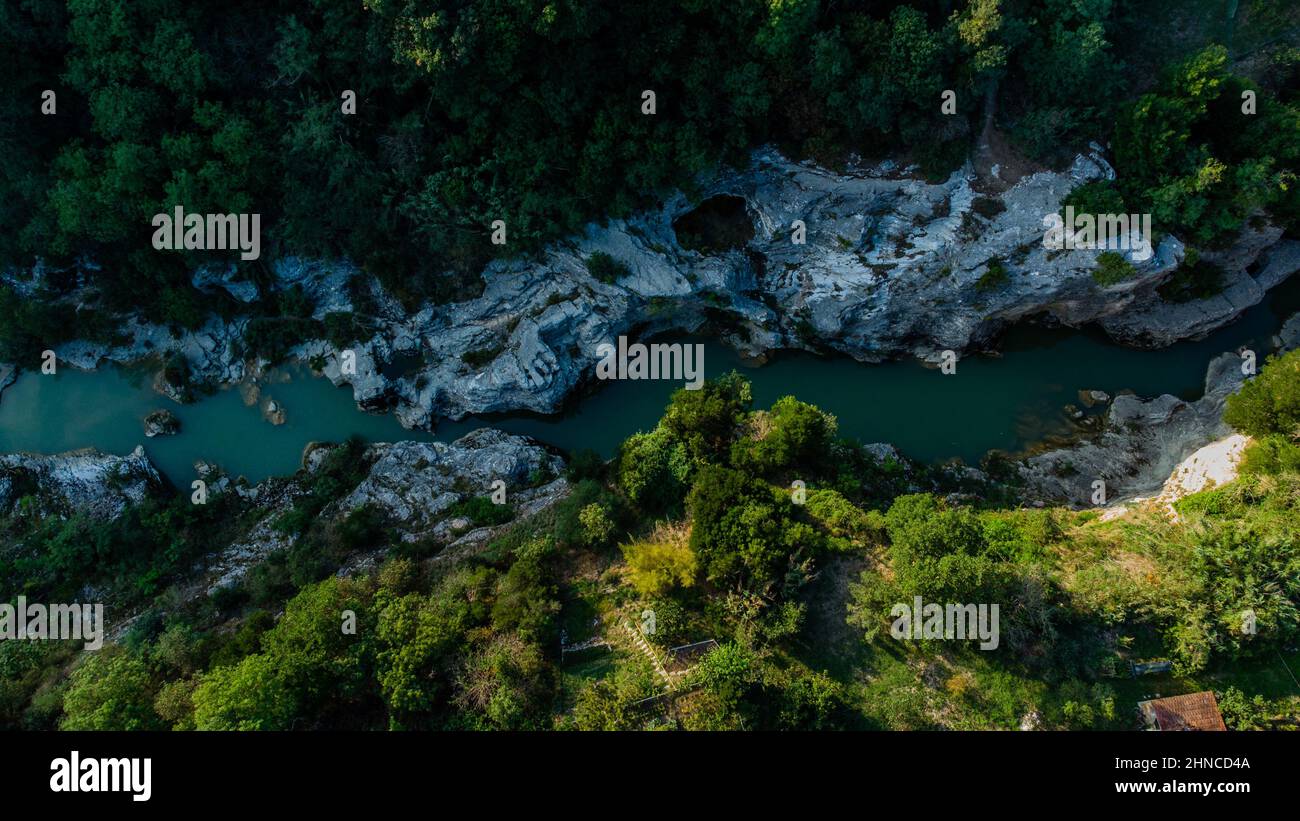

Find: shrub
<box><xmin>60</xmin><ymin>649</ymin><xmax>164</xmax><ymax>731</ymax></box>
<box><xmin>975</xmin><ymin>259</ymin><xmax>1008</xmax><ymax>291</ymax></box>
<box><xmin>323</xmin><ymin>311</ymin><xmax>372</xmax><ymax>347</ymax></box>
<box><xmin>243</xmin><ymin>316</ymin><xmax>322</xmax><ymax>363</ymax></box>
<box><xmin>687</xmin><ymin>464</ymin><xmax>818</xmax><ymax>590</ymax></box>
<box><xmin>622</xmin><ymin>522</ymin><xmax>697</xmax><ymax>596</ymax></box>
<box><xmin>882</xmin><ymin>494</ymin><xmax>1011</xmax><ymax>603</ymax></box>
<box><xmin>565</xmin><ymin>448</ymin><xmax>606</xmax><ymax>481</ymax></box>
<box><xmin>1062</xmin><ymin>179</ymin><xmax>1126</xmax><ymax>216</ymax></box>
<box><xmin>804</xmin><ymin>488</ymin><xmax>884</xmax><ymax>550</ymax></box>
<box><xmin>1157</xmin><ymin>249</ymin><xmax>1224</xmax><ymax>303</ymax></box>
<box><xmin>971</xmin><ymin>196</ymin><xmax>1007</xmax><ymax>219</ymax></box>
<box><xmin>731</xmin><ymin>396</ymin><xmax>838</xmax><ymax>477</ymax></box>
<box><xmin>448</xmin><ymin>496</ymin><xmax>514</xmax><ymax>527</ymax></box>
<box><xmin>1091</xmin><ymin>251</ymin><xmax>1134</xmax><ymax>286</ymax></box>
<box><xmin>1239</xmin><ymin>434</ymin><xmax>1300</xmax><ymax>476</ymax></box>
<box><xmin>585</xmin><ymin>252</ymin><xmax>630</xmax><ymax>284</ymax></box>
<box><xmin>1224</xmin><ymin>349</ymin><xmax>1300</xmax><ymax>438</ymax></box>
<box><xmin>577</xmin><ymin>503</ymin><xmax>615</xmax><ymax>548</ymax></box>
<box><xmin>616</xmin><ymin>427</ymin><xmax>689</xmax><ymax>512</ymax></box>
<box><xmin>661</xmin><ymin>371</ymin><xmax>753</xmax><ymax>463</ymax></box>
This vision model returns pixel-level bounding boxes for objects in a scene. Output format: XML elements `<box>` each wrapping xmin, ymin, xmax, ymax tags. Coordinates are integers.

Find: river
<box><xmin>2</xmin><ymin>277</ymin><xmax>1297</xmax><ymax>486</ymax></box>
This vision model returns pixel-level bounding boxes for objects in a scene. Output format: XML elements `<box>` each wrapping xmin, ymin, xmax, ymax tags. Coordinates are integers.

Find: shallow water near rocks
<box><xmin>1</xmin><ymin>276</ymin><xmax>1297</xmax><ymax>486</ymax></box>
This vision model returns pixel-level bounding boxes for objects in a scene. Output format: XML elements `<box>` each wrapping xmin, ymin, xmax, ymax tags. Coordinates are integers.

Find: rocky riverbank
<box><xmin>0</xmin><ymin>426</ymin><xmax>569</xmax><ymax>614</ymax></box>
<box><xmin>6</xmin><ymin>145</ymin><xmax>1293</xmax><ymax>434</ymax></box>
<box><xmin>191</xmin><ymin>428</ymin><xmax>567</xmax><ymax>594</ymax></box>
<box><xmin>0</xmin><ymin>445</ymin><xmax>160</xmax><ymax>520</ymax></box>
<box><xmin>1018</xmin><ymin>310</ymin><xmax>1300</xmax><ymax>507</ymax></box>
<box><xmin>3</xmin><ymin>144</ymin><xmax>1297</xmax><ymax>523</ymax></box>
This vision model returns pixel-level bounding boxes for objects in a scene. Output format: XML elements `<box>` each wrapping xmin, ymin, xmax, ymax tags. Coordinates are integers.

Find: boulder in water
<box><xmin>262</xmin><ymin>397</ymin><xmax>287</xmax><ymax>426</ymax></box>
<box><xmin>143</xmin><ymin>408</ymin><xmax>181</xmax><ymax>437</ymax></box>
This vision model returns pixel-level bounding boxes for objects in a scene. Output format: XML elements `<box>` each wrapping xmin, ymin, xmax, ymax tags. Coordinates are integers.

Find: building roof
<box><xmin>1139</xmin><ymin>692</ymin><xmax>1227</xmax><ymax>731</ymax></box>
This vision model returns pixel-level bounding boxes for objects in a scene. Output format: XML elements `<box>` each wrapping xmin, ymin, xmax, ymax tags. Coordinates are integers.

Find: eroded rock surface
<box><xmin>203</xmin><ymin>429</ymin><xmax>567</xmax><ymax>593</ymax></box>
<box><xmin>1021</xmin><ymin>311</ymin><xmax>1300</xmax><ymax>507</ymax></box>
<box><xmin>143</xmin><ymin>409</ymin><xmax>181</xmax><ymax>437</ymax></box>
<box><xmin>0</xmin><ymin>446</ymin><xmax>161</xmax><ymax>520</ymax></box>
<box><xmin>24</xmin><ymin>146</ymin><xmax>1295</xmax><ymax>431</ymax></box>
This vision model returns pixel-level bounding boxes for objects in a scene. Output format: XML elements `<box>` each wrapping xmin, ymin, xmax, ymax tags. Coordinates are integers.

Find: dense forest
<box><xmin>2</xmin><ymin>0</ymin><xmax>1299</xmax><ymax>731</ymax></box>
<box><xmin>2</xmin><ymin>0</ymin><xmax>1298</xmax><ymax>343</ymax></box>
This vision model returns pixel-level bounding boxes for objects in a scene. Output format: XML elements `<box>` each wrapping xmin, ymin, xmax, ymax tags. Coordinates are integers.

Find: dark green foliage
<box><xmin>0</xmin><ymin>286</ymin><xmax>80</xmax><ymax>366</ymax></box>
<box><xmin>615</xmin><ymin>372</ymin><xmax>754</xmax><ymax>513</ymax></box>
<box><xmin>975</xmin><ymin>259</ymin><xmax>1008</xmax><ymax>291</ymax></box>
<box><xmin>323</xmin><ymin>311</ymin><xmax>373</xmax><ymax>348</ymax></box>
<box><xmin>1</xmin><ymin>0</ymin><xmax>1179</xmax><ymax>327</ymax></box>
<box><xmin>272</xmin><ymin>441</ymin><xmax>383</xmax><ymax>586</ymax></box>
<box><xmin>687</xmin><ymin>464</ymin><xmax>818</xmax><ymax>592</ymax></box>
<box><xmin>144</xmin><ymin>535</ymin><xmax>562</xmax><ymax>731</ymax></box>
<box><xmin>661</xmin><ymin>371</ymin><xmax>753</xmax><ymax>464</ymax></box>
<box><xmin>1186</xmin><ymin>527</ymin><xmax>1300</xmax><ymax>662</ymax></box>
<box><xmin>616</xmin><ymin>427</ymin><xmax>689</xmax><ymax>513</ymax></box>
<box><xmin>0</xmin><ymin>487</ymin><xmax>239</xmax><ymax>605</ymax></box>
<box><xmin>671</xmin><ymin>196</ymin><xmax>754</xmax><ymax>253</ymax></box>
<box><xmin>1002</xmin><ymin>0</ymin><xmax>1126</xmax><ymax>163</ymax></box>
<box><xmin>447</xmin><ymin>496</ymin><xmax>514</xmax><ymax>528</ymax></box>
<box><xmin>1112</xmin><ymin>46</ymin><xmax>1300</xmax><ymax>246</ymax></box>
<box><xmin>490</xmin><ymin>540</ymin><xmax>561</xmax><ymax>646</ymax></box>
<box><xmin>564</xmin><ymin>448</ymin><xmax>606</xmax><ymax>482</ymax></box>
<box><xmin>584</xmin><ymin>252</ymin><xmax>630</xmax><ymax>284</ymax></box>
<box><xmin>192</xmin><ymin>576</ymin><xmax>379</xmax><ymax>729</ymax></box>
<box><xmin>1063</xmin><ymin>180</ymin><xmax>1126</xmax><ymax>216</ymax></box>
<box><xmin>1157</xmin><ymin>249</ymin><xmax>1224</xmax><ymax>303</ymax></box>
<box><xmin>461</xmin><ymin>345</ymin><xmax>503</xmax><ymax>369</ymax></box>
<box><xmin>242</xmin><ymin>317</ymin><xmax>322</xmax><ymax>364</ymax></box>
<box><xmin>971</xmin><ymin>197</ymin><xmax>1006</xmax><ymax>220</ymax></box>
<box><xmin>881</xmin><ymin>493</ymin><xmax>1012</xmax><ymax>604</ymax></box>
<box><xmin>1225</xmin><ymin>349</ymin><xmax>1300</xmax><ymax>438</ymax></box>
<box><xmin>1091</xmin><ymin>251</ymin><xmax>1134</xmax><ymax>286</ymax></box>
<box><xmin>731</xmin><ymin>395</ymin><xmax>838</xmax><ymax>477</ymax></box>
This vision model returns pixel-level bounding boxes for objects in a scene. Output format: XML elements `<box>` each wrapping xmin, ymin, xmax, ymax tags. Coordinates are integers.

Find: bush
<box><xmin>584</xmin><ymin>252</ymin><xmax>630</xmax><ymax>284</ymax></box>
<box><xmin>622</xmin><ymin>522</ymin><xmax>697</xmax><ymax>596</ymax></box>
<box><xmin>616</xmin><ymin>427</ymin><xmax>689</xmax><ymax>512</ymax></box>
<box><xmin>1091</xmin><ymin>251</ymin><xmax>1134</xmax><ymax>286</ymax></box>
<box><xmin>661</xmin><ymin>371</ymin><xmax>753</xmax><ymax>464</ymax></box>
<box><xmin>323</xmin><ymin>311</ymin><xmax>373</xmax><ymax>348</ymax></box>
<box><xmin>577</xmin><ymin>503</ymin><xmax>615</xmax><ymax>548</ymax></box>
<box><xmin>882</xmin><ymin>494</ymin><xmax>1011</xmax><ymax>603</ymax></box>
<box><xmin>1224</xmin><ymin>349</ymin><xmax>1300</xmax><ymax>438</ymax></box>
<box><xmin>243</xmin><ymin>316</ymin><xmax>322</xmax><ymax>363</ymax></box>
<box><xmin>448</xmin><ymin>496</ymin><xmax>514</xmax><ymax>527</ymax></box>
<box><xmin>1239</xmin><ymin>434</ymin><xmax>1300</xmax><ymax>476</ymax></box>
<box><xmin>1062</xmin><ymin>180</ymin><xmax>1126</xmax><ymax>216</ymax></box>
<box><xmin>565</xmin><ymin>449</ymin><xmax>606</xmax><ymax>481</ymax></box>
<box><xmin>731</xmin><ymin>396</ymin><xmax>838</xmax><ymax>477</ymax></box>
<box><xmin>804</xmin><ymin>488</ymin><xmax>885</xmax><ymax>550</ymax></box>
<box><xmin>60</xmin><ymin>649</ymin><xmax>164</xmax><ymax>731</ymax></box>
<box><xmin>192</xmin><ymin>577</ymin><xmax>376</xmax><ymax>730</ymax></box>
<box><xmin>0</xmin><ymin>286</ymin><xmax>79</xmax><ymax>366</ymax></box>
<box><xmin>975</xmin><ymin>259</ymin><xmax>1008</xmax><ymax>291</ymax></box>
<box><xmin>687</xmin><ymin>464</ymin><xmax>819</xmax><ymax>590</ymax></box>
<box><xmin>1218</xmin><ymin>687</ymin><xmax>1271</xmax><ymax>731</ymax></box>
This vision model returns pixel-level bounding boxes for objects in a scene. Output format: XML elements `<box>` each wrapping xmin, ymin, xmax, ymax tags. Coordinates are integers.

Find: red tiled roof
<box><xmin>1140</xmin><ymin>692</ymin><xmax>1227</xmax><ymax>731</ymax></box>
